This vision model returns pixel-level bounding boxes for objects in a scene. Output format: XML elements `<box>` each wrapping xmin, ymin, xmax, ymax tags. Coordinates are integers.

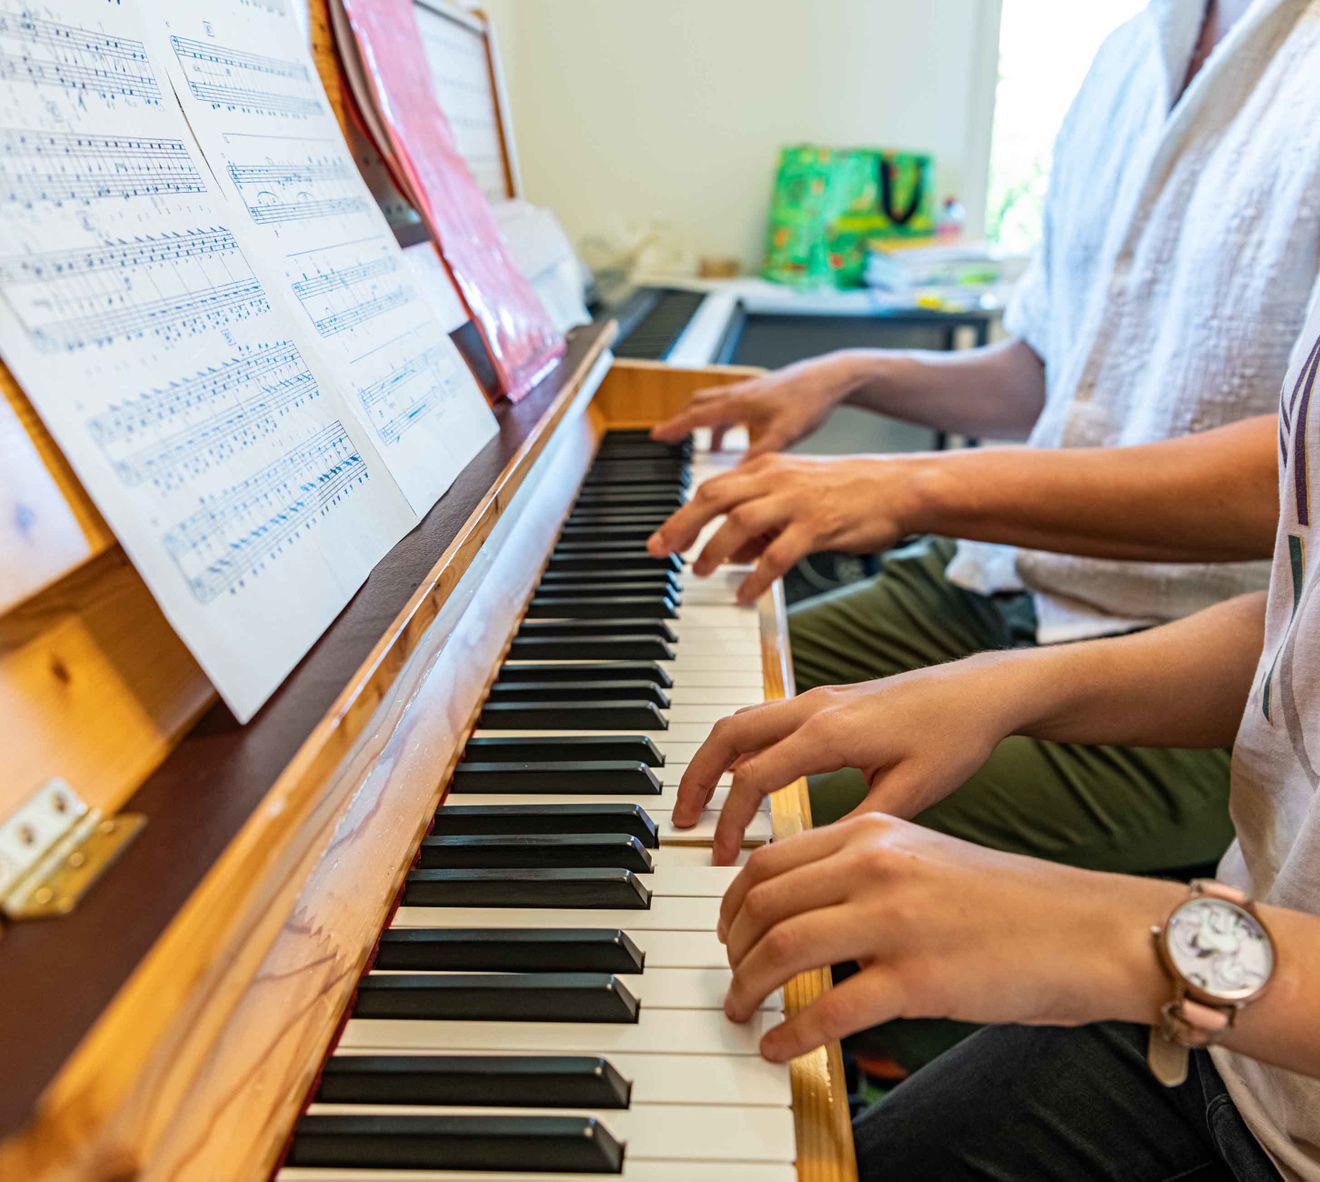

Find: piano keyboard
<box><xmin>280</xmin><ymin>431</ymin><xmax>799</xmax><ymax>1180</ymax></box>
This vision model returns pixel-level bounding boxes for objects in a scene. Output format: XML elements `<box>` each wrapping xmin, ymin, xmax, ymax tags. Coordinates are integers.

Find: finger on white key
<box><xmin>339</xmin><ymin>1009</ymin><xmax>781</xmax><ymax>1056</ymax></box>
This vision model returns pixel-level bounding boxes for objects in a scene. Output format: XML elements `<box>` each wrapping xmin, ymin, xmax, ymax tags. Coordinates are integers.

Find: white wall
<box><xmin>479</xmin><ymin>0</ymin><xmax>1002</xmax><ymax>273</ymax></box>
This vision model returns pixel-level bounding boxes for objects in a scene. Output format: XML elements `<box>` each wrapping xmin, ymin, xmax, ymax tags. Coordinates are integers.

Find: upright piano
<box><xmin>0</xmin><ymin>3</ymin><xmax>856</xmax><ymax>1178</ymax></box>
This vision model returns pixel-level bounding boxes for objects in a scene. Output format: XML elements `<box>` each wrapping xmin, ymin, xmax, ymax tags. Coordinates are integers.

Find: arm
<box><xmin>649</xmin><ymin>339</ymin><xmax>1047</xmax><ymax>456</ymax></box>
<box><xmin>700</xmin><ymin>593</ymin><xmax>1320</xmax><ymax>1077</ymax></box>
<box><xmin>647</xmin><ymin>415</ymin><xmax>1279</xmax><ymax>604</ymax></box>
<box><xmin>715</xmin><ymin>813</ymin><xmax>1320</xmax><ymax>1082</ymax></box>
<box><xmin>675</xmin><ymin>591</ymin><xmax>1266</xmax><ymax>862</ymax></box>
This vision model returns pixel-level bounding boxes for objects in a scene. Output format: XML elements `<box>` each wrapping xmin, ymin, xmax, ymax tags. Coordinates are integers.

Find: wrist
<box><xmin>1086</xmin><ymin>874</ymin><xmax>1186</xmax><ymax>1026</ymax></box>
<box><xmin>834</xmin><ymin>349</ymin><xmax>903</xmax><ymax>410</ymax></box>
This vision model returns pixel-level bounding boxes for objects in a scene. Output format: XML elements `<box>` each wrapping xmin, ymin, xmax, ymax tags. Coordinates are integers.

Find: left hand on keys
<box><xmin>718</xmin><ymin>815</ymin><xmax>1178</xmax><ymax>1062</ymax></box>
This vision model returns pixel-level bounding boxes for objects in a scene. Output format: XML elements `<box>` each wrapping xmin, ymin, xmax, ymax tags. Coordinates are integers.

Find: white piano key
<box><xmin>392</xmin><ymin>895</ymin><xmax>720</xmax><ymax>933</ymax></box>
<box><xmin>305</xmin><ymin>1104</ymin><xmax>795</xmax><ymax>1165</ymax></box>
<box><xmin>340</xmin><ymin>1007</ymin><xmax>780</xmax><ymax>1057</ymax></box>
<box><xmin>665</xmin><ymin>685</ymin><xmax>765</xmax><ymax>706</ymax></box>
<box><xmin>650</xmin><ymin>667</ymin><xmax>763</xmax><ymax>687</ymax></box>
<box><xmin>326</xmin><ymin>1048</ymin><xmax>792</xmax><ymax>1107</ymax></box>
<box><xmin>282</xmin><ymin>1164</ymin><xmax>796</xmax><ymax>1182</ymax></box>
<box><xmin>627</xmin><ymin>967</ymin><xmax>778</xmax><ymax>1011</ymax></box>
<box><xmin>652</xmin><ymin>809</ymin><xmax>772</xmax><ymax>845</ymax></box>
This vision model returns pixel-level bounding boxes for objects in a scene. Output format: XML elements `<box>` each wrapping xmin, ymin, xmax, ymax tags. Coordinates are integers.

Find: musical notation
<box><xmin>292</xmin><ymin>254</ymin><xmax>410</xmax><ymax>337</ymax></box>
<box><xmin>0</xmin><ymin>229</ymin><xmax>271</xmax><ymax>351</ymax></box>
<box><xmin>165</xmin><ymin>420</ymin><xmax>369</xmax><ymax>603</ymax></box>
<box><xmin>0</xmin><ymin>0</ymin><xmax>418</xmax><ymax>722</ymax></box>
<box><xmin>170</xmin><ymin>34</ymin><xmax>320</xmax><ymax>118</ymax></box>
<box><xmin>0</xmin><ymin>10</ymin><xmax>160</xmax><ymax>105</ymax></box>
<box><xmin>88</xmin><ymin>340</ymin><xmax>319</xmax><ymax>491</ymax></box>
<box><xmin>152</xmin><ymin>0</ymin><xmax>495</xmax><ymax>521</ymax></box>
<box><xmin>415</xmin><ymin>4</ymin><xmax>510</xmax><ymax>203</ymax></box>
<box><xmin>226</xmin><ymin>157</ymin><xmax>367</xmax><ymax>225</ymax></box>
<box><xmin>0</xmin><ymin>130</ymin><xmax>204</xmax><ymax>206</ymax></box>
<box><xmin>357</xmin><ymin>342</ymin><xmax>451</xmax><ymax>446</ymax></box>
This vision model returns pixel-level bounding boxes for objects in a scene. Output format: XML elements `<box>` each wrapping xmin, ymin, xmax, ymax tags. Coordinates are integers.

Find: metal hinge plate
<box><xmin>0</xmin><ymin>779</ymin><xmax>145</xmax><ymax>920</ymax></box>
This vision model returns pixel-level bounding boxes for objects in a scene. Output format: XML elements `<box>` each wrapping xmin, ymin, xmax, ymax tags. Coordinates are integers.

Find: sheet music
<box><xmin>414</xmin><ymin>1</ymin><xmax>509</xmax><ymax>204</ymax></box>
<box><xmin>148</xmin><ymin>0</ymin><xmax>496</xmax><ymax>516</ymax></box>
<box><xmin>0</xmin><ymin>0</ymin><xmax>416</xmax><ymax>722</ymax></box>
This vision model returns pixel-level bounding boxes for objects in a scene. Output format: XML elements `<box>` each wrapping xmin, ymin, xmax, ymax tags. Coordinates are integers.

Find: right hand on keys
<box><xmin>674</xmin><ymin>655</ymin><xmax>1027</xmax><ymax>864</ymax></box>
<box><xmin>648</xmin><ymin>353</ymin><xmax>861</xmax><ymax>457</ymax></box>
<box><xmin>645</xmin><ymin>451</ymin><xmax>927</xmax><ymax>605</ymax></box>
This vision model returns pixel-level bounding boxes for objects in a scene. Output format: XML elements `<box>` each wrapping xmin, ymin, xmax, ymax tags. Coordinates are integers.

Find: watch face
<box><xmin>1165</xmin><ymin>897</ymin><xmax>1274</xmax><ymax>1002</ymax></box>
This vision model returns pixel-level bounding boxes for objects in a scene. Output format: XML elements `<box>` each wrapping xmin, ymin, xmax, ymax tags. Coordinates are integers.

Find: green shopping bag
<box><xmin>763</xmin><ymin>145</ymin><xmax>935</xmax><ymax>289</ymax></box>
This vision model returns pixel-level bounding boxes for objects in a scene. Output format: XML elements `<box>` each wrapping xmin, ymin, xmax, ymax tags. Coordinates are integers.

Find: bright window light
<box><xmin>987</xmin><ymin>0</ymin><xmax>1147</xmax><ymax>252</ymax></box>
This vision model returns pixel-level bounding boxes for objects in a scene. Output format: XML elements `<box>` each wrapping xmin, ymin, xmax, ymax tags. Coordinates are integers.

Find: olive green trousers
<box><xmin>787</xmin><ymin>537</ymin><xmax>1233</xmax><ymax>1069</ymax></box>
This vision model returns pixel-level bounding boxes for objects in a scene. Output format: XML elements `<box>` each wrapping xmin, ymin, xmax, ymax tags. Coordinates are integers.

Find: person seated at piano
<box><xmin>677</xmin><ymin>301</ymin><xmax>1320</xmax><ymax>1181</ymax></box>
<box><xmin>649</xmin><ymin>0</ymin><xmax>1320</xmax><ymax>908</ymax></box>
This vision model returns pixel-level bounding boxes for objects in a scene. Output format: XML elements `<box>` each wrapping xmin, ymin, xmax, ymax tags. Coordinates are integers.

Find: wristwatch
<box><xmin>1147</xmin><ymin>879</ymin><xmax>1276</xmax><ymax>1086</ymax></box>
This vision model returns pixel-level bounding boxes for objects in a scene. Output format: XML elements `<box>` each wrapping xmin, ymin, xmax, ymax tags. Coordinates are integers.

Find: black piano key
<box><xmin>540</xmin><ymin>558</ymin><xmax>677</xmax><ymax>578</ymax></box>
<box><xmin>479</xmin><ymin>701</ymin><xmax>667</xmax><ymax>731</ymax></box>
<box><xmin>355</xmin><ymin>973</ymin><xmax>641</xmax><ymax>1024</ymax></box>
<box><xmin>435</xmin><ymin>804</ymin><xmax>660</xmax><ymax>847</ymax></box>
<box><xmin>450</xmin><ymin>761</ymin><xmax>663</xmax><ymax>795</ymax></box>
<box><xmin>547</xmin><ymin>552</ymin><xmax>682</xmax><ymax>574</ymax></box>
<box><xmin>554</xmin><ymin>539</ymin><xmax>677</xmax><ymax>556</ymax></box>
<box><xmin>531</xmin><ymin>579</ymin><xmax>681</xmax><ymax>599</ymax></box>
<box><xmin>405</xmin><ymin>867</ymin><xmax>653</xmax><ymax>909</ymax></box>
<box><xmin>583</xmin><ymin>467</ymin><xmax>689</xmax><ymax>482</ymax></box>
<box><xmin>563</xmin><ymin>512</ymin><xmax>673</xmax><ymax>528</ymax></box>
<box><xmin>317</xmin><ymin>1054</ymin><xmax>632</xmax><ymax>1108</ymax></box>
<box><xmin>519</xmin><ymin>618</ymin><xmax>677</xmax><ymax>642</ymax></box>
<box><xmin>527</xmin><ymin>595</ymin><xmax>678</xmax><ymax>620</ymax></box>
<box><xmin>508</xmin><ymin>635</ymin><xmax>675</xmax><ymax>661</ymax></box>
<box><xmin>571</xmin><ymin>491</ymin><xmax>684</xmax><ymax>509</ymax></box>
<box><xmin>418</xmin><ymin>833</ymin><xmax>654</xmax><ymax>872</ymax></box>
<box><xmin>374</xmin><ymin>927</ymin><xmax>647</xmax><ymax>973</ymax></box>
<box><xmin>465</xmin><ymin>736</ymin><xmax>664</xmax><ymax>765</ymax></box>
<box><xmin>499</xmin><ymin>661</ymin><xmax>672</xmax><ymax>687</ymax></box>
<box><xmin>289</xmin><ymin>1114</ymin><xmax>624</xmax><ymax>1173</ymax></box>
<box><xmin>489</xmin><ymin>681</ymin><xmax>670</xmax><ymax>708</ymax></box>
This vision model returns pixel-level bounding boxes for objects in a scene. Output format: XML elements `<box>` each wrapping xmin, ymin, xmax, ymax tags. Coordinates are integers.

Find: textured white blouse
<box><xmin>947</xmin><ymin>0</ymin><xmax>1320</xmax><ymax>643</ymax></box>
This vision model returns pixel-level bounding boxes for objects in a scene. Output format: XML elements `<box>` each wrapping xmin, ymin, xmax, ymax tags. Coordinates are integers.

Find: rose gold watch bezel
<box><xmin>1155</xmin><ymin>896</ymin><xmax>1275</xmax><ymax>1009</ymax></box>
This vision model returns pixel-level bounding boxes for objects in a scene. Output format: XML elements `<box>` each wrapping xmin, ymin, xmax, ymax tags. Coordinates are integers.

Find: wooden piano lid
<box><xmin>0</xmin><ymin>321</ymin><xmax>614</xmax><ymax>1142</ymax></box>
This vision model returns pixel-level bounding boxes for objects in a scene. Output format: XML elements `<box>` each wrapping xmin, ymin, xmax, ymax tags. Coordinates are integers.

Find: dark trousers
<box><xmin>853</xmin><ymin>1022</ymin><xmax>1280</xmax><ymax>1181</ymax></box>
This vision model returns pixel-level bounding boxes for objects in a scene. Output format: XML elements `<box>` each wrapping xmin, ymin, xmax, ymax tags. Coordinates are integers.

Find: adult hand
<box><xmin>646</xmin><ymin>452</ymin><xmax>929</xmax><ymax>604</ymax></box>
<box><xmin>649</xmin><ymin>353</ymin><xmax>864</xmax><ymax>456</ymax></box>
<box><xmin>718</xmin><ymin>814</ymin><xmax>1177</xmax><ymax>1062</ymax></box>
<box><xmin>674</xmin><ymin>658</ymin><xmax>1026</xmax><ymax>863</ymax></box>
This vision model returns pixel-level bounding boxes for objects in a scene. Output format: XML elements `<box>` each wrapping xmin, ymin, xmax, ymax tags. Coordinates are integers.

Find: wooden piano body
<box><xmin>0</xmin><ymin>322</ymin><xmax>856</xmax><ymax>1180</ymax></box>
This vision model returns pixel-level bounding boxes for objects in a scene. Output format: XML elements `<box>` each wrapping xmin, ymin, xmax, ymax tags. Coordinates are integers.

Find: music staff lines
<box><xmin>0</xmin><ymin>11</ymin><xmax>159</xmax><ymax>104</ymax></box>
<box><xmin>166</xmin><ymin>421</ymin><xmax>369</xmax><ymax>604</ymax></box>
<box><xmin>0</xmin><ymin>129</ymin><xmax>204</xmax><ymax>205</ymax></box>
<box><xmin>90</xmin><ymin>341</ymin><xmax>319</xmax><ymax>490</ymax></box>
<box><xmin>39</xmin><ymin>278</ymin><xmax>268</xmax><ymax>351</ymax></box>
<box><xmin>292</xmin><ymin>255</ymin><xmax>394</xmax><ymax>300</ymax></box>
<box><xmin>358</xmin><ymin>343</ymin><xmax>447</xmax><ymax>446</ymax></box>
<box><xmin>0</xmin><ymin>228</ymin><xmax>239</xmax><ymax>283</ymax></box>
<box><xmin>170</xmin><ymin>34</ymin><xmax>320</xmax><ymax>119</ymax></box>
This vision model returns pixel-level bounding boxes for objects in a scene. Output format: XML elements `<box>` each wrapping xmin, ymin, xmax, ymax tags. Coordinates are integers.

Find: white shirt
<box><xmin>946</xmin><ymin>0</ymin><xmax>1320</xmax><ymax>644</ymax></box>
<box><xmin>1215</xmin><ymin>296</ymin><xmax>1320</xmax><ymax>1182</ymax></box>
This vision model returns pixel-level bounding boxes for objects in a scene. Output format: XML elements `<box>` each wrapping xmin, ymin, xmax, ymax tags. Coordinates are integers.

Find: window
<box><xmin>987</xmin><ymin>0</ymin><xmax>1146</xmax><ymax>252</ymax></box>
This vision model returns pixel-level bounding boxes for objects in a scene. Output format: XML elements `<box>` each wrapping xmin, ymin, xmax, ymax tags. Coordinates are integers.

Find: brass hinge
<box><xmin>0</xmin><ymin>779</ymin><xmax>145</xmax><ymax>921</ymax></box>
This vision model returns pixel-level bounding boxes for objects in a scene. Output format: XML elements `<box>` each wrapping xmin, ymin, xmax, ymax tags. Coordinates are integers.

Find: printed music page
<box><xmin>145</xmin><ymin>0</ymin><xmax>497</xmax><ymax>517</ymax></box>
<box><xmin>331</xmin><ymin>0</ymin><xmax>565</xmax><ymax>401</ymax></box>
<box><xmin>0</xmin><ymin>0</ymin><xmax>417</xmax><ymax>722</ymax></box>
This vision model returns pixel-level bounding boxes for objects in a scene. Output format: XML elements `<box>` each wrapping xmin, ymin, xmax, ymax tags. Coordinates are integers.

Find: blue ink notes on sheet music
<box><xmin>0</xmin><ymin>0</ymin><xmax>417</xmax><ymax>722</ymax></box>
<box><xmin>150</xmin><ymin>0</ymin><xmax>496</xmax><ymax>517</ymax></box>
